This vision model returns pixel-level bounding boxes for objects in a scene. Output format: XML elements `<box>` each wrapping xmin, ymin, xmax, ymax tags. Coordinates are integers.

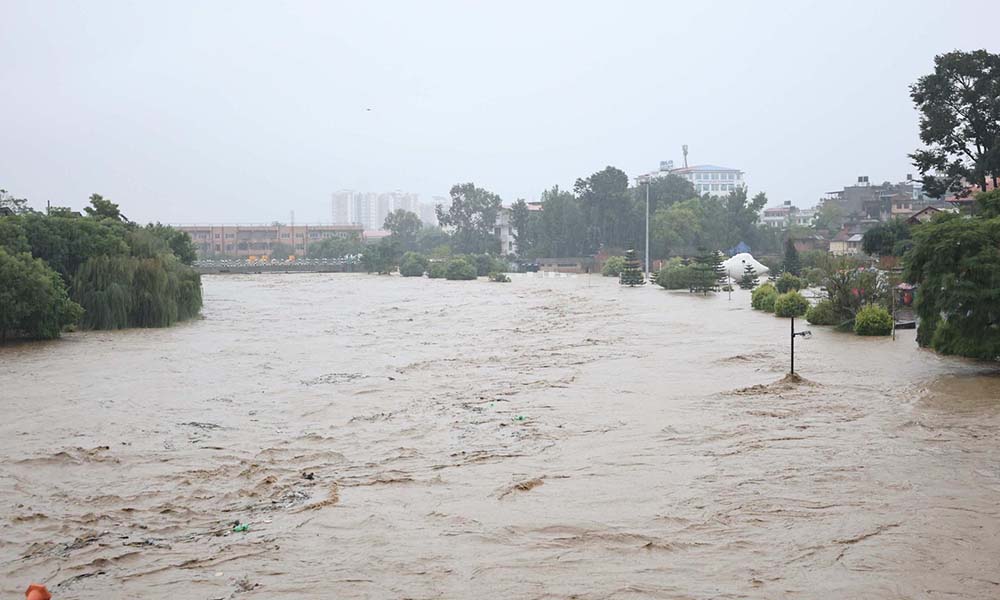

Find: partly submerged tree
<box><xmin>0</xmin><ymin>248</ymin><xmax>83</xmax><ymax>341</ymax></box>
<box><xmin>399</xmin><ymin>251</ymin><xmax>429</xmax><ymax>277</ymax></box>
<box><xmin>361</xmin><ymin>238</ymin><xmax>400</xmax><ymax>274</ymax></box>
<box><xmin>739</xmin><ymin>263</ymin><xmax>759</xmax><ymax>290</ymax></box>
<box><xmin>910</xmin><ymin>50</ymin><xmax>1000</xmax><ymax>198</ymax></box>
<box><xmin>619</xmin><ymin>249</ymin><xmax>645</xmax><ymax>286</ymax></box>
<box><xmin>905</xmin><ymin>190</ymin><xmax>1000</xmax><ymax>359</ymax></box>
<box><xmin>689</xmin><ymin>248</ymin><xmax>720</xmax><ymax>294</ymax></box>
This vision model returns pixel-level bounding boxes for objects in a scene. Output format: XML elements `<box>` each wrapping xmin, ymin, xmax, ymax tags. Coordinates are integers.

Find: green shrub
<box><xmin>602</xmin><ymin>256</ymin><xmax>625</xmax><ymax>277</ymax></box>
<box><xmin>774</xmin><ymin>291</ymin><xmax>809</xmax><ymax>318</ymax></box>
<box><xmin>428</xmin><ymin>261</ymin><xmax>447</xmax><ymax>279</ymax></box>
<box><xmin>751</xmin><ymin>283</ymin><xmax>778</xmax><ymax>311</ymax></box>
<box><xmin>399</xmin><ymin>252</ymin><xmax>429</xmax><ymax>277</ymax></box>
<box><xmin>445</xmin><ymin>257</ymin><xmax>477</xmax><ymax>280</ymax></box>
<box><xmin>655</xmin><ymin>265</ymin><xmax>693</xmax><ymax>289</ymax></box>
<box><xmin>805</xmin><ymin>299</ymin><xmax>839</xmax><ymax>326</ymax></box>
<box><xmin>775</xmin><ymin>272</ymin><xmax>804</xmax><ymax>293</ymax></box>
<box><xmin>854</xmin><ymin>304</ymin><xmax>893</xmax><ymax>336</ymax></box>
<box><xmin>488</xmin><ymin>271</ymin><xmax>511</xmax><ymax>283</ymax></box>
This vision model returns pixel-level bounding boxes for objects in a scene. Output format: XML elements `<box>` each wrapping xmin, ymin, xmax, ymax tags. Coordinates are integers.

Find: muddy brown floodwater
<box><xmin>2</xmin><ymin>273</ymin><xmax>999</xmax><ymax>599</ymax></box>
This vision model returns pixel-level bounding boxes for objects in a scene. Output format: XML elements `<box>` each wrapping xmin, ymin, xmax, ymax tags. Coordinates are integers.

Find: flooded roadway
<box><xmin>1</xmin><ymin>273</ymin><xmax>998</xmax><ymax>599</ymax></box>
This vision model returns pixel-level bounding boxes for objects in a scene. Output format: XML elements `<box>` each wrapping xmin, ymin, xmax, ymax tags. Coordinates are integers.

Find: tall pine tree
<box><xmin>739</xmin><ymin>263</ymin><xmax>759</xmax><ymax>290</ymax></box>
<box><xmin>619</xmin><ymin>249</ymin><xmax>645</xmax><ymax>286</ymax></box>
<box><xmin>690</xmin><ymin>248</ymin><xmax>719</xmax><ymax>294</ymax></box>
<box><xmin>783</xmin><ymin>238</ymin><xmax>801</xmax><ymax>276</ymax></box>
<box><xmin>713</xmin><ymin>251</ymin><xmax>728</xmax><ymax>289</ymax></box>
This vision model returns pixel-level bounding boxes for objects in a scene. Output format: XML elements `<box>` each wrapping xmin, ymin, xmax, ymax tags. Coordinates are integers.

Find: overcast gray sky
<box><xmin>1</xmin><ymin>1</ymin><xmax>997</xmax><ymax>223</ymax></box>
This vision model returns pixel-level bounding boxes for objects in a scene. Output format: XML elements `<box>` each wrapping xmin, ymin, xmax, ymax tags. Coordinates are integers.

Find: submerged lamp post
<box><xmin>790</xmin><ymin>315</ymin><xmax>811</xmax><ymax>375</ymax></box>
<box><xmin>639</xmin><ymin>175</ymin><xmax>651</xmax><ymax>282</ymax></box>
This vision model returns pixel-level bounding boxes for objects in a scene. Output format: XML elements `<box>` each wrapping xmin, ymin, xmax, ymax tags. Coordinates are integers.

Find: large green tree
<box><xmin>861</xmin><ymin>219</ymin><xmax>911</xmax><ymax>257</ymax></box>
<box><xmin>383</xmin><ymin>209</ymin><xmax>422</xmax><ymax>250</ymax></box>
<box><xmin>532</xmin><ymin>186</ymin><xmax>586</xmax><ymax>257</ymax></box>
<box><xmin>812</xmin><ymin>201</ymin><xmax>844</xmax><ymax>232</ymax></box>
<box><xmin>651</xmin><ymin>199</ymin><xmax>702</xmax><ymax>257</ymax></box>
<box><xmin>436</xmin><ymin>183</ymin><xmax>503</xmax><ymax>254</ymax></box>
<box><xmin>647</xmin><ymin>188</ymin><xmax>766</xmax><ymax>259</ymax></box>
<box><xmin>0</xmin><ymin>248</ymin><xmax>83</xmax><ymax>341</ymax></box>
<box><xmin>361</xmin><ymin>238</ymin><xmax>401</xmax><ymax>274</ymax></box>
<box><xmin>574</xmin><ymin>166</ymin><xmax>632</xmax><ymax>251</ymax></box>
<box><xmin>639</xmin><ymin>174</ymin><xmax>697</xmax><ymax>214</ymax></box>
<box><xmin>782</xmin><ymin>238</ymin><xmax>801</xmax><ymax>275</ymax></box>
<box><xmin>721</xmin><ymin>186</ymin><xmax>767</xmax><ymax>249</ymax></box>
<box><xmin>905</xmin><ymin>190</ymin><xmax>1000</xmax><ymax>359</ymax></box>
<box><xmin>416</xmin><ymin>226</ymin><xmax>451</xmax><ymax>254</ymax></box>
<box><xmin>910</xmin><ymin>50</ymin><xmax>1000</xmax><ymax>198</ymax></box>
<box><xmin>510</xmin><ymin>199</ymin><xmax>532</xmax><ymax>256</ymax></box>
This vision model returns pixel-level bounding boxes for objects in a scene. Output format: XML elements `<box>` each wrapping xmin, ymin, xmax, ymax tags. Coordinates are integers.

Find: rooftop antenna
<box><xmin>682</xmin><ymin>144</ymin><xmax>689</xmax><ymax>168</ymax></box>
<box><xmin>290</xmin><ymin>210</ymin><xmax>295</xmax><ymax>226</ymax></box>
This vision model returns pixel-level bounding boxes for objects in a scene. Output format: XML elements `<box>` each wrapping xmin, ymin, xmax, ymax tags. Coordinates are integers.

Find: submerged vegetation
<box><xmin>0</xmin><ymin>248</ymin><xmax>83</xmax><ymax>342</ymax></box>
<box><xmin>0</xmin><ymin>192</ymin><xmax>202</xmax><ymax>340</ymax></box>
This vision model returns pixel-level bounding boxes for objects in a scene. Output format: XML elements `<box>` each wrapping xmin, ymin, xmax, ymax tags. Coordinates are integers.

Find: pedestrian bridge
<box><xmin>194</xmin><ymin>258</ymin><xmax>360</xmax><ymax>274</ymax></box>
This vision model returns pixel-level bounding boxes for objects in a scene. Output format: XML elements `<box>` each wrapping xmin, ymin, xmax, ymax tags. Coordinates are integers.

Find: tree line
<box><xmin>0</xmin><ymin>191</ymin><xmax>202</xmax><ymax>341</ymax></box>
<box><xmin>509</xmin><ymin>168</ymin><xmax>779</xmax><ymax>260</ymax></box>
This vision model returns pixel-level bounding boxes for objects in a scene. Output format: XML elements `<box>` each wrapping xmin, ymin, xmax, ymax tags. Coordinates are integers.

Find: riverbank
<box><xmin>2</xmin><ymin>273</ymin><xmax>998</xmax><ymax>598</ymax></box>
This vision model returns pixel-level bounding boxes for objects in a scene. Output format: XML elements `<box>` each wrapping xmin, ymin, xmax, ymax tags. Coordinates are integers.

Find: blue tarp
<box><xmin>727</xmin><ymin>241</ymin><xmax>750</xmax><ymax>256</ymax></box>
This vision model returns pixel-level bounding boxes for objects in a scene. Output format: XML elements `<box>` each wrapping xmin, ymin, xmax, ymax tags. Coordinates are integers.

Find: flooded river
<box><xmin>2</xmin><ymin>273</ymin><xmax>998</xmax><ymax>599</ymax></box>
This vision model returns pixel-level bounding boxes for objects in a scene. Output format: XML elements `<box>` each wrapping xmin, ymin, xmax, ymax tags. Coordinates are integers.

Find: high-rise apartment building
<box><xmin>331</xmin><ymin>190</ymin><xmax>439</xmax><ymax>230</ymax></box>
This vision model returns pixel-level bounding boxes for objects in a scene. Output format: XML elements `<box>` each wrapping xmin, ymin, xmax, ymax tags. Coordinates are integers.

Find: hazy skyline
<box><xmin>2</xmin><ymin>1</ymin><xmax>997</xmax><ymax>224</ymax></box>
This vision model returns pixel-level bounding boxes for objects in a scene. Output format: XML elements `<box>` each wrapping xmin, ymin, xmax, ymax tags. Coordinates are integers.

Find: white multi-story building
<box><xmin>496</xmin><ymin>208</ymin><xmax>516</xmax><ymax>256</ymax></box>
<box><xmin>760</xmin><ymin>201</ymin><xmax>816</xmax><ymax>229</ymax></box>
<box><xmin>791</xmin><ymin>208</ymin><xmax>817</xmax><ymax>227</ymax></box>
<box><xmin>637</xmin><ymin>160</ymin><xmax>744</xmax><ymax>196</ymax></box>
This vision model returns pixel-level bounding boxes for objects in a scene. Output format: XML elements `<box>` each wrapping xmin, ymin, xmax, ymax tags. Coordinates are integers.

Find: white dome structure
<box><xmin>722</xmin><ymin>252</ymin><xmax>769</xmax><ymax>280</ymax></box>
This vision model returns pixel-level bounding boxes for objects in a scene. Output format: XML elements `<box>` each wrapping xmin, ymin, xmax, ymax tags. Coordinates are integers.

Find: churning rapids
<box><xmin>2</xmin><ymin>273</ymin><xmax>999</xmax><ymax>599</ymax></box>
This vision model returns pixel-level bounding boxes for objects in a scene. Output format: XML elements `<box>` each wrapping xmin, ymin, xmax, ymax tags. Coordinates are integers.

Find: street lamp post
<box><xmin>644</xmin><ymin>179</ymin><xmax>651</xmax><ymax>282</ymax></box>
<box><xmin>790</xmin><ymin>315</ymin><xmax>811</xmax><ymax>375</ymax></box>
